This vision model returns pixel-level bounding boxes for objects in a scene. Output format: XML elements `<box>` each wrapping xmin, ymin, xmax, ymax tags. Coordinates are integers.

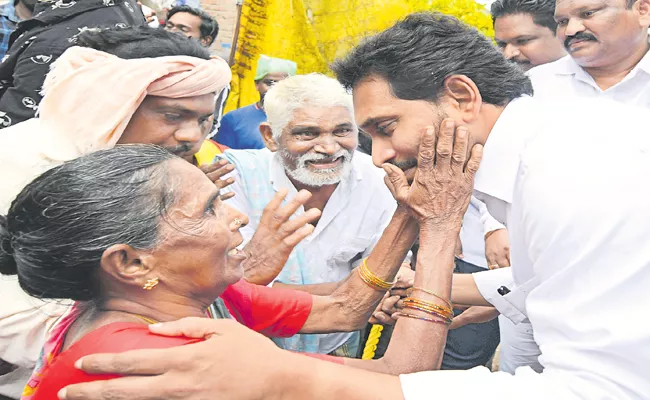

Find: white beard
<box><xmin>280</xmin><ymin>148</ymin><xmax>353</xmax><ymax>187</ymax></box>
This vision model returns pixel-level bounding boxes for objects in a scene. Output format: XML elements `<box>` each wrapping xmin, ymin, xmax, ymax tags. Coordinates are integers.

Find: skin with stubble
<box><xmin>554</xmin><ymin>0</ymin><xmax>650</xmax><ymax>89</ymax></box>
<box><xmin>353</xmin><ymin>75</ymin><xmax>499</xmax><ymax>181</ymax></box>
<box><xmin>165</xmin><ymin>12</ymin><xmax>202</xmax><ymax>41</ymax></box>
<box><xmin>117</xmin><ymin>93</ymin><xmax>216</xmax><ymax>164</ymax></box>
<box><xmin>495</xmin><ymin>13</ymin><xmax>566</xmax><ymax>70</ymax></box>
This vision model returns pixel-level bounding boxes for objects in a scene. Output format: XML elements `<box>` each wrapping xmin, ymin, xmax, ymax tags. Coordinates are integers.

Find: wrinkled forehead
<box><xmin>286</xmin><ymin>104</ymin><xmax>356</xmax><ymax>128</ymax></box>
<box><xmin>555</xmin><ymin>0</ymin><xmax>621</xmax><ymax>15</ymax></box>
<box><xmin>140</xmin><ymin>93</ymin><xmax>217</xmax><ymax>115</ymax></box>
<box><xmin>160</xmin><ymin>159</ymin><xmax>217</xmax><ymax>220</ymax></box>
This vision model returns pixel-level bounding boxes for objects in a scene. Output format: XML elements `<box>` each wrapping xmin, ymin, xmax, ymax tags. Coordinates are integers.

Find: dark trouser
<box><xmin>361</xmin><ymin>258</ymin><xmax>500</xmax><ymax>369</ymax></box>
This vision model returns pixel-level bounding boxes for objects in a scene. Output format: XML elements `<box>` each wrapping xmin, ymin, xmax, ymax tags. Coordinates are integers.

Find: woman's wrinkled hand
<box><xmin>382</xmin><ymin>119</ymin><xmax>483</xmax><ymax>231</ymax></box>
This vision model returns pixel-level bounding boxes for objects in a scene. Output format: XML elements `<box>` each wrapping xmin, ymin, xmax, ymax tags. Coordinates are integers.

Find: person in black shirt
<box><xmin>0</xmin><ymin>0</ymin><xmax>145</xmax><ymax>128</ymax></box>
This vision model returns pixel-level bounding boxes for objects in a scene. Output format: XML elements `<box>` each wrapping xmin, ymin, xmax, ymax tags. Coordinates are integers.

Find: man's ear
<box><xmin>201</xmin><ymin>36</ymin><xmax>213</xmax><ymax>47</ymax></box>
<box><xmin>636</xmin><ymin>0</ymin><xmax>650</xmax><ymax>26</ymax></box>
<box><xmin>100</xmin><ymin>244</ymin><xmax>156</xmax><ymax>289</ymax></box>
<box><xmin>260</xmin><ymin>123</ymin><xmax>278</xmax><ymax>152</ymax></box>
<box><xmin>441</xmin><ymin>74</ymin><xmax>483</xmax><ymax>123</ymax></box>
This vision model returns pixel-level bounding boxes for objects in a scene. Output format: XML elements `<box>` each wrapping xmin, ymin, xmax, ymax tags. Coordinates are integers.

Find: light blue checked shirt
<box><xmin>0</xmin><ymin>2</ymin><xmax>19</xmax><ymax>60</ymax></box>
<box><xmin>216</xmin><ymin>148</ymin><xmax>400</xmax><ymax>355</ymax></box>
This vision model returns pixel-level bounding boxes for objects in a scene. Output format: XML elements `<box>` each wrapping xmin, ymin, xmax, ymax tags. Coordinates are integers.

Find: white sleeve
<box><xmin>399</xmin><ymin>367</ymin><xmax>574</xmax><ymax>400</ymax></box>
<box><xmin>470</xmin><ymin>196</ymin><xmax>506</xmax><ymax>235</ymax></box>
<box><xmin>0</xmin><ymin>278</ymin><xmax>71</xmax><ymax>368</ymax></box>
<box><xmin>359</xmin><ymin>201</ymin><xmax>412</xmax><ymax>267</ymax></box>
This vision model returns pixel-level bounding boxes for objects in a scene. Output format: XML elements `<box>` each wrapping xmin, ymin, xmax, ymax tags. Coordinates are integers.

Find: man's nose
<box><xmin>503</xmin><ymin>44</ymin><xmax>520</xmax><ymax>60</ymax></box>
<box><xmin>371</xmin><ymin>139</ymin><xmax>395</xmax><ymax>168</ymax></box>
<box><xmin>313</xmin><ymin>137</ymin><xmax>341</xmax><ymax>155</ymax></box>
<box><xmin>175</xmin><ymin>124</ymin><xmax>204</xmax><ymax>144</ymax></box>
<box><xmin>565</xmin><ymin>18</ymin><xmax>585</xmax><ymax>38</ymax></box>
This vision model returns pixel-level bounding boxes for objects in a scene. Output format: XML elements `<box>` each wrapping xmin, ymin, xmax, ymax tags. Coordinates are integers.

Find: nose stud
<box><xmin>233</xmin><ymin>218</ymin><xmax>243</xmax><ymax>226</ymax></box>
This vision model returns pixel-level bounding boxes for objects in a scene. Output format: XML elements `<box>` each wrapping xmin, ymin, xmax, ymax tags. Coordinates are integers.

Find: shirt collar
<box><xmin>473</xmin><ymin>96</ymin><xmax>542</xmax><ymax>204</ymax></box>
<box><xmin>634</xmin><ymin>38</ymin><xmax>650</xmax><ymax>74</ymax></box>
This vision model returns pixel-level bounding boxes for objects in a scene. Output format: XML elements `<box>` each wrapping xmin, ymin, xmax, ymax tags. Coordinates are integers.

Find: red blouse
<box><xmin>27</xmin><ymin>280</ymin><xmax>342</xmax><ymax>399</ymax></box>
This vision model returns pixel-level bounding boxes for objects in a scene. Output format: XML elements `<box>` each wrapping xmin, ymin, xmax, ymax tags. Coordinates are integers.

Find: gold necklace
<box><xmin>134</xmin><ymin>314</ymin><xmax>159</xmax><ymax>325</ymax></box>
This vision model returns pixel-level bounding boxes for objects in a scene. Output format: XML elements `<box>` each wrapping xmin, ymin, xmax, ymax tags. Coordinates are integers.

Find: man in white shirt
<box><xmin>528</xmin><ymin>0</ymin><xmax>650</xmax><ymax>104</ymax></box>
<box><xmin>218</xmin><ymin>74</ymin><xmax>409</xmax><ymax>357</ymax></box>
<box><xmin>477</xmin><ymin>0</ymin><xmax>650</xmax><ymax>372</ymax></box>
<box><xmin>54</xmin><ymin>13</ymin><xmax>650</xmax><ymax>400</ymax></box>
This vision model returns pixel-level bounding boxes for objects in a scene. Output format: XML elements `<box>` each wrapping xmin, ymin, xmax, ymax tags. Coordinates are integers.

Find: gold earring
<box><xmin>142</xmin><ymin>277</ymin><xmax>159</xmax><ymax>290</ymax></box>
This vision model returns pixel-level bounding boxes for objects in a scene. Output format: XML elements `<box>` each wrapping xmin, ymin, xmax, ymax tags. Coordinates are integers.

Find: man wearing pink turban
<box><xmin>0</xmin><ymin>26</ymin><xmax>233</xmax><ymax>399</ymax></box>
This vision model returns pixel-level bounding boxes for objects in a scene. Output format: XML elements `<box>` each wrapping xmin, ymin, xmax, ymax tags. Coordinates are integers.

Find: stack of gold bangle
<box><xmin>358</xmin><ymin>258</ymin><xmax>396</xmax><ymax>291</ymax></box>
<box><xmin>399</xmin><ymin>296</ymin><xmax>454</xmax><ymax>325</ymax></box>
<box><xmin>411</xmin><ymin>286</ymin><xmax>453</xmax><ymax>310</ymax></box>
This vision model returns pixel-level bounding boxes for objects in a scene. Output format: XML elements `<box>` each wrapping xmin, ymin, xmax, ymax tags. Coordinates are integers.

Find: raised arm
<box><xmin>299</xmin><ymin>205</ymin><xmax>418</xmax><ymax>332</ymax></box>
<box><xmin>342</xmin><ymin>120</ymin><xmax>483</xmax><ymax>374</ymax></box>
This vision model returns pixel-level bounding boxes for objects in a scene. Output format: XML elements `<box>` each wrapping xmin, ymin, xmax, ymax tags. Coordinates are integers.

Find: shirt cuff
<box><xmin>470</xmin><ymin>196</ymin><xmax>506</xmax><ymax>235</ymax></box>
<box><xmin>472</xmin><ymin>268</ymin><xmax>527</xmax><ymax>324</ymax></box>
<box><xmin>483</xmin><ymin>217</ymin><xmax>506</xmax><ymax>237</ymax></box>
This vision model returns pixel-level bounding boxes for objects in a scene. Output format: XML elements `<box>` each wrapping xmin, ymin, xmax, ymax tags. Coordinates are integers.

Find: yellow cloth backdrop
<box><xmin>225</xmin><ymin>0</ymin><xmax>495</xmax><ymax>112</ymax></box>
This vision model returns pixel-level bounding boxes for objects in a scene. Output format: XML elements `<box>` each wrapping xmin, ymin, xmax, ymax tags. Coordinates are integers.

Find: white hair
<box><xmin>263</xmin><ymin>73</ymin><xmax>356</xmax><ymax>141</ymax></box>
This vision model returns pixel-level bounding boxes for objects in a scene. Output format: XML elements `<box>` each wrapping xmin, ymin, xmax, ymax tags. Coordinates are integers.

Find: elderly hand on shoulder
<box><xmin>59</xmin><ymin>318</ymin><xmax>288</xmax><ymax>400</ymax></box>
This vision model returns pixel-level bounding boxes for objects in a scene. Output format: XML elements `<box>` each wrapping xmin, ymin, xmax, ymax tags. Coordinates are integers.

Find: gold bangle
<box><xmin>358</xmin><ymin>258</ymin><xmax>395</xmax><ymax>291</ymax></box>
<box><xmin>403</xmin><ymin>298</ymin><xmax>453</xmax><ymax>314</ymax></box>
<box><xmin>397</xmin><ymin>311</ymin><xmax>451</xmax><ymax>326</ymax></box>
<box><xmin>402</xmin><ymin>299</ymin><xmax>454</xmax><ymax>321</ymax></box>
<box><xmin>411</xmin><ymin>287</ymin><xmax>453</xmax><ymax>309</ymax></box>
<box><xmin>401</xmin><ymin>304</ymin><xmax>454</xmax><ymax>324</ymax></box>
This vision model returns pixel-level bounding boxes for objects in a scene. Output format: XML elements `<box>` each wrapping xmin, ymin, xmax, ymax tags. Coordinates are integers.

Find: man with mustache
<box><xmin>217</xmin><ymin>73</ymin><xmax>412</xmax><ymax>357</ymax></box>
<box><xmin>476</xmin><ymin>0</ymin><xmax>650</xmax><ymax>374</ymax></box>
<box><xmin>491</xmin><ymin>0</ymin><xmax>566</xmax><ymax>71</ymax></box>
<box><xmin>528</xmin><ymin>0</ymin><xmax>650</xmax><ymax>104</ymax></box>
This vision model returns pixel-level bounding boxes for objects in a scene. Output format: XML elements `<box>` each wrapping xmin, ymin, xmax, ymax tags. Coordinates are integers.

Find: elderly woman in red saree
<box><xmin>0</xmin><ymin>140</ymin><xmax>436</xmax><ymax>399</ymax></box>
<box><xmin>0</xmin><ymin>26</ymin><xmax>334</xmax><ymax>398</ymax></box>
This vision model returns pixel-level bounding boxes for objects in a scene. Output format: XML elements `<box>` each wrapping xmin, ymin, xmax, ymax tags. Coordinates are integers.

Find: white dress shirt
<box><xmin>528</xmin><ymin>42</ymin><xmax>650</xmax><ymax>107</ymax></box>
<box><xmin>473</xmin><ymin>42</ymin><xmax>650</xmax><ymax>375</ymax></box>
<box><xmin>221</xmin><ymin>149</ymin><xmax>399</xmax><ymax>354</ymax></box>
<box><xmin>471</xmin><ymin>97</ymin><xmax>545</xmax><ymax>373</ymax></box>
<box><xmin>459</xmin><ymin>202</ymin><xmax>488</xmax><ymax>269</ymax></box>
<box><xmin>400</xmin><ymin>97</ymin><xmax>650</xmax><ymax>399</ymax></box>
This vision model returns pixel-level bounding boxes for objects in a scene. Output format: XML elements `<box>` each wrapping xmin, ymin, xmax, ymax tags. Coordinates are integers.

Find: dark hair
<box><xmin>491</xmin><ymin>0</ymin><xmax>558</xmax><ymax>33</ymax></box>
<box><xmin>167</xmin><ymin>6</ymin><xmax>219</xmax><ymax>46</ymax></box>
<box><xmin>76</xmin><ymin>26</ymin><xmax>210</xmax><ymax>60</ymax></box>
<box><xmin>0</xmin><ymin>145</ymin><xmax>177</xmax><ymax>301</ymax></box>
<box><xmin>332</xmin><ymin>12</ymin><xmax>532</xmax><ymax>107</ymax></box>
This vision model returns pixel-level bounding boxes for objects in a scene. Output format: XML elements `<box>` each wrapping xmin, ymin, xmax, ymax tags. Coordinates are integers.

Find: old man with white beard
<box><xmin>217</xmin><ymin>73</ymin><xmax>409</xmax><ymax>357</ymax></box>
